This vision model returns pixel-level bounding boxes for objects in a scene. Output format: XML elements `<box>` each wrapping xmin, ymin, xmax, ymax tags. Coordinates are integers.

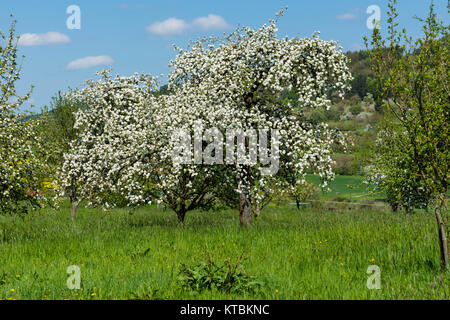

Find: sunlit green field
<box><xmin>307</xmin><ymin>175</ymin><xmax>374</xmax><ymax>200</ymax></box>
<box><xmin>0</xmin><ymin>202</ymin><xmax>448</xmax><ymax>300</ymax></box>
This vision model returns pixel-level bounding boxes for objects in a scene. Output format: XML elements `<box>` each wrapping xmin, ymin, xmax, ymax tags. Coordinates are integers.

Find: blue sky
<box><xmin>0</xmin><ymin>0</ymin><xmax>448</xmax><ymax>112</ymax></box>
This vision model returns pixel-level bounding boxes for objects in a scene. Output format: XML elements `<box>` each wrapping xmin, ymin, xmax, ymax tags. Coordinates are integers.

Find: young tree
<box><xmin>0</xmin><ymin>17</ymin><xmax>50</xmax><ymax>215</ymax></box>
<box><xmin>168</xmin><ymin>8</ymin><xmax>351</xmax><ymax>225</ymax></box>
<box><xmin>38</xmin><ymin>92</ymin><xmax>82</xmax><ymax>168</ymax></box>
<box><xmin>365</xmin><ymin>1</ymin><xmax>449</xmax><ymax>269</ymax></box>
<box><xmin>366</xmin><ymin>116</ymin><xmax>433</xmax><ymax>215</ymax></box>
<box><xmin>34</xmin><ymin>91</ymin><xmax>83</xmax><ymax>208</ymax></box>
<box><xmin>58</xmin><ymin>70</ymin><xmax>158</xmax><ymax>218</ymax></box>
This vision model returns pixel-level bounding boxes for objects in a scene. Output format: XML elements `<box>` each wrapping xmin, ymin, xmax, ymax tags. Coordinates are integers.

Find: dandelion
<box><xmin>275</xmin><ymin>289</ymin><xmax>279</xmax><ymax>294</ymax></box>
<box><xmin>91</xmin><ymin>293</ymin><xmax>96</xmax><ymax>296</ymax></box>
<box><xmin>10</xmin><ymin>289</ymin><xmax>15</xmax><ymax>292</ymax></box>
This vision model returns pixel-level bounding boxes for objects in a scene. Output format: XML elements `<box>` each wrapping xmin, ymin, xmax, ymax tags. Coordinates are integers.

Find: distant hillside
<box><xmin>345</xmin><ymin>50</ymin><xmax>379</xmax><ymax>110</ymax></box>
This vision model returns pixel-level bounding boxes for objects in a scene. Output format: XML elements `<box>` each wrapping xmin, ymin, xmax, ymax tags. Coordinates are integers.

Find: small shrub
<box><xmin>324</xmin><ymin>106</ymin><xmax>341</xmax><ymax>122</ymax></box>
<box><xmin>290</xmin><ymin>181</ymin><xmax>320</xmax><ymax>208</ymax></box>
<box><xmin>332</xmin><ymin>155</ymin><xmax>360</xmax><ymax>176</ymax></box>
<box><xmin>178</xmin><ymin>253</ymin><xmax>263</xmax><ymax>294</ymax></box>
<box><xmin>101</xmin><ymin>191</ymin><xmax>131</xmax><ymax>208</ymax></box>
<box><xmin>332</xmin><ymin>197</ymin><xmax>351</xmax><ymax>203</ymax></box>
<box><xmin>350</xmin><ymin>104</ymin><xmax>363</xmax><ymax>116</ymax></box>
<box><xmin>310</xmin><ymin>108</ymin><xmax>326</xmax><ymax>123</ymax></box>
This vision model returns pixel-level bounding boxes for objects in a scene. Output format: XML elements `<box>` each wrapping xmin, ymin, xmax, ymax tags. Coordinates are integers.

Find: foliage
<box><xmin>0</xmin><ymin>17</ymin><xmax>52</xmax><ymax>215</ymax></box>
<box><xmin>365</xmin><ymin>0</ymin><xmax>449</xmax><ymax>268</ymax></box>
<box><xmin>288</xmin><ymin>181</ymin><xmax>320</xmax><ymax>207</ymax></box>
<box><xmin>309</xmin><ymin>108</ymin><xmax>326</xmax><ymax>123</ymax></box>
<box><xmin>38</xmin><ymin>92</ymin><xmax>82</xmax><ymax>170</ymax></box>
<box><xmin>365</xmin><ymin>120</ymin><xmax>433</xmax><ymax>213</ymax></box>
<box><xmin>58</xmin><ymin>70</ymin><xmax>158</xmax><ymax>217</ymax></box>
<box><xmin>178</xmin><ymin>252</ymin><xmax>263</xmax><ymax>294</ymax></box>
<box><xmin>324</xmin><ymin>106</ymin><xmax>341</xmax><ymax>122</ymax></box>
<box><xmin>130</xmin><ymin>286</ymin><xmax>163</xmax><ymax>300</ymax></box>
<box><xmin>345</xmin><ymin>50</ymin><xmax>382</xmax><ymax>110</ymax></box>
<box><xmin>350</xmin><ymin>104</ymin><xmax>363</xmax><ymax>116</ymax></box>
<box><xmin>332</xmin><ymin>155</ymin><xmax>360</xmax><ymax>176</ymax></box>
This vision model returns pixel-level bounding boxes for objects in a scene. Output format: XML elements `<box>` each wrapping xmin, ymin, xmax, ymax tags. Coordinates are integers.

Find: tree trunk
<box><xmin>296</xmin><ymin>198</ymin><xmax>301</xmax><ymax>210</ymax></box>
<box><xmin>435</xmin><ymin>193</ymin><xmax>449</xmax><ymax>271</ymax></box>
<box><xmin>71</xmin><ymin>200</ymin><xmax>79</xmax><ymax>220</ymax></box>
<box><xmin>239</xmin><ymin>192</ymin><xmax>252</xmax><ymax>226</ymax></box>
<box><xmin>177</xmin><ymin>210</ymin><xmax>186</xmax><ymax>227</ymax></box>
<box><xmin>405</xmin><ymin>206</ymin><xmax>412</xmax><ymax>218</ymax></box>
<box><xmin>252</xmin><ymin>201</ymin><xmax>261</xmax><ymax>218</ymax></box>
<box><xmin>391</xmin><ymin>202</ymin><xmax>398</xmax><ymax>212</ymax></box>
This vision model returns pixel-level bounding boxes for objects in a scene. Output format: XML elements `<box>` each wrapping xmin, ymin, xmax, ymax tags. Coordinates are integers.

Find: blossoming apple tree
<box><xmin>57</xmin><ymin>70</ymin><xmax>158</xmax><ymax>218</ymax></box>
<box><xmin>167</xmin><ymin>9</ymin><xmax>352</xmax><ymax>224</ymax></box>
<box><xmin>60</xmin><ymin>10</ymin><xmax>351</xmax><ymax>226</ymax></box>
<box><xmin>59</xmin><ymin>70</ymin><xmax>224</xmax><ymax>224</ymax></box>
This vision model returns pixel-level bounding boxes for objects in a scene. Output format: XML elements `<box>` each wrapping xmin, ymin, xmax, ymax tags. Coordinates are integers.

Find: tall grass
<box><xmin>0</xmin><ymin>203</ymin><xmax>448</xmax><ymax>300</ymax></box>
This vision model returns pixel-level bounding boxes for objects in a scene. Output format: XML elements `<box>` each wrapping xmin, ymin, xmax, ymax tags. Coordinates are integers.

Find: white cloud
<box><xmin>18</xmin><ymin>32</ymin><xmax>71</xmax><ymax>46</ymax></box>
<box><xmin>146</xmin><ymin>14</ymin><xmax>230</xmax><ymax>36</ymax></box>
<box><xmin>66</xmin><ymin>56</ymin><xmax>114</xmax><ymax>70</ymax></box>
<box><xmin>336</xmin><ymin>9</ymin><xmax>360</xmax><ymax>21</ymax></box>
<box><xmin>192</xmin><ymin>14</ymin><xmax>231</xmax><ymax>31</ymax></box>
<box><xmin>146</xmin><ymin>18</ymin><xmax>189</xmax><ymax>36</ymax></box>
<box><xmin>336</xmin><ymin>13</ymin><xmax>358</xmax><ymax>20</ymax></box>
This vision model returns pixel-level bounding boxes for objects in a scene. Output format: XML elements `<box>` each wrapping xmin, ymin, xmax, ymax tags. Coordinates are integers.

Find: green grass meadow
<box><xmin>0</xmin><ymin>200</ymin><xmax>448</xmax><ymax>300</ymax></box>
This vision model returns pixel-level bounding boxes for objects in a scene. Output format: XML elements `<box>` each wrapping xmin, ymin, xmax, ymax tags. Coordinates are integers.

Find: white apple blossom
<box><xmin>57</xmin><ymin>70</ymin><xmax>158</xmax><ymax>217</ymax></box>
